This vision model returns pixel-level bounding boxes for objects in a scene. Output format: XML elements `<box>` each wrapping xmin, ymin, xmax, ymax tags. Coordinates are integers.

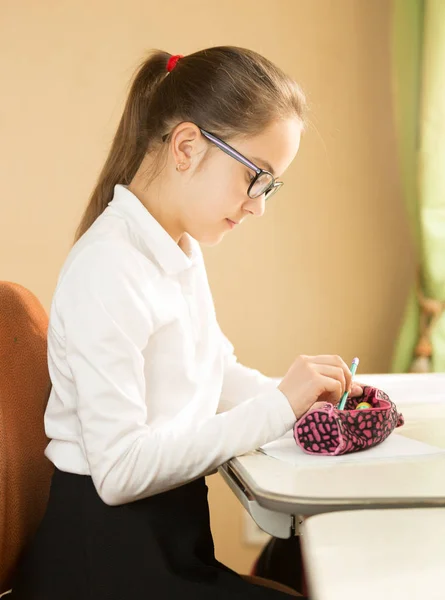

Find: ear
<box><xmin>170</xmin><ymin>122</ymin><xmax>206</xmax><ymax>170</ymax></box>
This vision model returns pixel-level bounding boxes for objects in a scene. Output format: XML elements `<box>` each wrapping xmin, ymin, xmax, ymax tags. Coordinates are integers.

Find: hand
<box><xmin>299</xmin><ymin>382</ymin><xmax>365</xmax><ymax>416</ymax></box>
<box><xmin>278</xmin><ymin>355</ymin><xmax>358</xmax><ymax>418</ymax></box>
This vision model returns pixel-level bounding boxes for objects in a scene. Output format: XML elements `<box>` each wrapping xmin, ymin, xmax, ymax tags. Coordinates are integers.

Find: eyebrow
<box><xmin>251</xmin><ymin>157</ymin><xmax>276</xmax><ymax>177</ymax></box>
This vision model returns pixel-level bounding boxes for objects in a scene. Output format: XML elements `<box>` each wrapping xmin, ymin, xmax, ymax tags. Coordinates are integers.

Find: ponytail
<box><xmin>74</xmin><ymin>51</ymin><xmax>171</xmax><ymax>241</ymax></box>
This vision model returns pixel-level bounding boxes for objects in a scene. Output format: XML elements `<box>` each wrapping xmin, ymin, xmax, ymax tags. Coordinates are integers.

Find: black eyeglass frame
<box><xmin>162</xmin><ymin>127</ymin><xmax>283</xmax><ymax>200</ymax></box>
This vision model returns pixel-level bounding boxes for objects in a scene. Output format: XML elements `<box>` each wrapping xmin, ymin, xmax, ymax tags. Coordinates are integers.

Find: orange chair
<box><xmin>0</xmin><ymin>282</ymin><xmax>53</xmax><ymax>597</ymax></box>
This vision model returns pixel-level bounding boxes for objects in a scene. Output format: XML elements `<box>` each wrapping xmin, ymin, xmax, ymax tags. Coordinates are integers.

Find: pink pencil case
<box><xmin>293</xmin><ymin>386</ymin><xmax>404</xmax><ymax>456</ymax></box>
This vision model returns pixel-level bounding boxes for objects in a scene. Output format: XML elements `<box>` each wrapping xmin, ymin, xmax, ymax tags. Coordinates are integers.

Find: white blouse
<box><xmin>44</xmin><ymin>184</ymin><xmax>296</xmax><ymax>505</ymax></box>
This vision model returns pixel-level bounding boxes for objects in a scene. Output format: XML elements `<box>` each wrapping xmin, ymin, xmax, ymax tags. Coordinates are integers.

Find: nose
<box><xmin>243</xmin><ymin>194</ymin><xmax>266</xmax><ymax>218</ymax></box>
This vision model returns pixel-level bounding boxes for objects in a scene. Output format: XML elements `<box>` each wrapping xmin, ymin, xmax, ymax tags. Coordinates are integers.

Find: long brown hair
<box><xmin>74</xmin><ymin>46</ymin><xmax>306</xmax><ymax>241</ymax></box>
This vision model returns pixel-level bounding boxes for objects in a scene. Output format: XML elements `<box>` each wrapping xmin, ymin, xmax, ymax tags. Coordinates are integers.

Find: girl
<box><xmin>13</xmin><ymin>46</ymin><xmax>362</xmax><ymax>599</ymax></box>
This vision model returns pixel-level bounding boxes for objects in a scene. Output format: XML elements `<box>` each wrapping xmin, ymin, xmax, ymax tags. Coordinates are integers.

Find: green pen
<box><xmin>338</xmin><ymin>357</ymin><xmax>360</xmax><ymax>410</ymax></box>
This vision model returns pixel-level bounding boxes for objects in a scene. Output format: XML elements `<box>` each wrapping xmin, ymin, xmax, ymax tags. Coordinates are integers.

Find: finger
<box><xmin>350</xmin><ymin>383</ymin><xmax>364</xmax><ymax>397</ymax></box>
<box><xmin>312</xmin><ymin>364</ymin><xmax>347</xmax><ymax>395</ymax></box>
<box><xmin>318</xmin><ymin>374</ymin><xmax>343</xmax><ymax>404</ymax></box>
<box><xmin>311</xmin><ymin>355</ymin><xmax>352</xmax><ymax>393</ymax></box>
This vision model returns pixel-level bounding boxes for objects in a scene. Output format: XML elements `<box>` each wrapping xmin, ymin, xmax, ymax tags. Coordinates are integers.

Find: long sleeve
<box><xmin>58</xmin><ymin>244</ymin><xmax>296</xmax><ymax>506</ymax></box>
<box><xmin>216</xmin><ymin>328</ymin><xmax>284</xmax><ymax>413</ymax></box>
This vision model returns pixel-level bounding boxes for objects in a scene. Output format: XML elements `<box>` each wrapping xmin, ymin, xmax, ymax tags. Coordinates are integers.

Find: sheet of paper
<box><xmin>260</xmin><ymin>432</ymin><xmax>445</xmax><ymax>467</ymax></box>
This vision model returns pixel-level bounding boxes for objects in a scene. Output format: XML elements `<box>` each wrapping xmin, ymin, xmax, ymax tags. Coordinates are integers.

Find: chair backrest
<box><xmin>0</xmin><ymin>282</ymin><xmax>53</xmax><ymax>594</ymax></box>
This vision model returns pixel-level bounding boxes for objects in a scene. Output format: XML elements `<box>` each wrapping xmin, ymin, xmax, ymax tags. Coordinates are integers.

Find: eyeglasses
<box><xmin>162</xmin><ymin>127</ymin><xmax>283</xmax><ymax>201</ymax></box>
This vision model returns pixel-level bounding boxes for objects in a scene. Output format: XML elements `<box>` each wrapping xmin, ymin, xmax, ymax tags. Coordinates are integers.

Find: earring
<box><xmin>176</xmin><ymin>162</ymin><xmax>185</xmax><ymax>172</ymax></box>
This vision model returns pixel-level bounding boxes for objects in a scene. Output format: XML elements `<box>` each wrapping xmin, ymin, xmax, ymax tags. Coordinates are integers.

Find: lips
<box><xmin>225</xmin><ymin>219</ymin><xmax>236</xmax><ymax>229</ymax></box>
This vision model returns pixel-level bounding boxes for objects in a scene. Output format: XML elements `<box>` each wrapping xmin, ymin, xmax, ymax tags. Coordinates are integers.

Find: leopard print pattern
<box><xmin>293</xmin><ymin>386</ymin><xmax>404</xmax><ymax>456</ymax></box>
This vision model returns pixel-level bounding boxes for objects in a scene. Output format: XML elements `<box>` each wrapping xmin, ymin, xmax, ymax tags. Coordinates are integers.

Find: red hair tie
<box><xmin>166</xmin><ymin>54</ymin><xmax>183</xmax><ymax>73</ymax></box>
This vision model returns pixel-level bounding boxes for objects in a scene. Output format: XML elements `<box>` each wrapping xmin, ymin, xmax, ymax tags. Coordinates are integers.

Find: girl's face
<box><xmin>177</xmin><ymin>118</ymin><xmax>302</xmax><ymax>246</ymax></box>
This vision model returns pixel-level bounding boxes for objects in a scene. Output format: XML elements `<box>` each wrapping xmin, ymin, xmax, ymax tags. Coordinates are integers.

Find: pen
<box><xmin>338</xmin><ymin>357</ymin><xmax>360</xmax><ymax>410</ymax></box>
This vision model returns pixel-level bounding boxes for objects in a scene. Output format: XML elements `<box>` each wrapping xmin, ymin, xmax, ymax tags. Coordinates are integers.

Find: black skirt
<box><xmin>12</xmin><ymin>468</ymin><xmax>293</xmax><ymax>599</ymax></box>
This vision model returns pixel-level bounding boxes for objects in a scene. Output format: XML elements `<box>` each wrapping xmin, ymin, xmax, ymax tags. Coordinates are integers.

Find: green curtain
<box><xmin>391</xmin><ymin>0</ymin><xmax>445</xmax><ymax>372</ymax></box>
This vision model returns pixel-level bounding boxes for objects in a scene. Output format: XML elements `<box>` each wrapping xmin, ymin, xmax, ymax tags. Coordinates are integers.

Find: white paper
<box><xmin>260</xmin><ymin>432</ymin><xmax>445</xmax><ymax>467</ymax></box>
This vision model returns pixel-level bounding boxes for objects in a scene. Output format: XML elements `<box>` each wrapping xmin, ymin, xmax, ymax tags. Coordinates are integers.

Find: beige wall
<box><xmin>1</xmin><ymin>0</ymin><xmax>413</xmax><ymax>574</ymax></box>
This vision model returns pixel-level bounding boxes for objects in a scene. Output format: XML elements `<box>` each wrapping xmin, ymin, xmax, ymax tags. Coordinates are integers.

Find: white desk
<box><xmin>220</xmin><ymin>374</ymin><xmax>445</xmax><ymax>537</ymax></box>
<box><xmin>302</xmin><ymin>507</ymin><xmax>445</xmax><ymax>600</ymax></box>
